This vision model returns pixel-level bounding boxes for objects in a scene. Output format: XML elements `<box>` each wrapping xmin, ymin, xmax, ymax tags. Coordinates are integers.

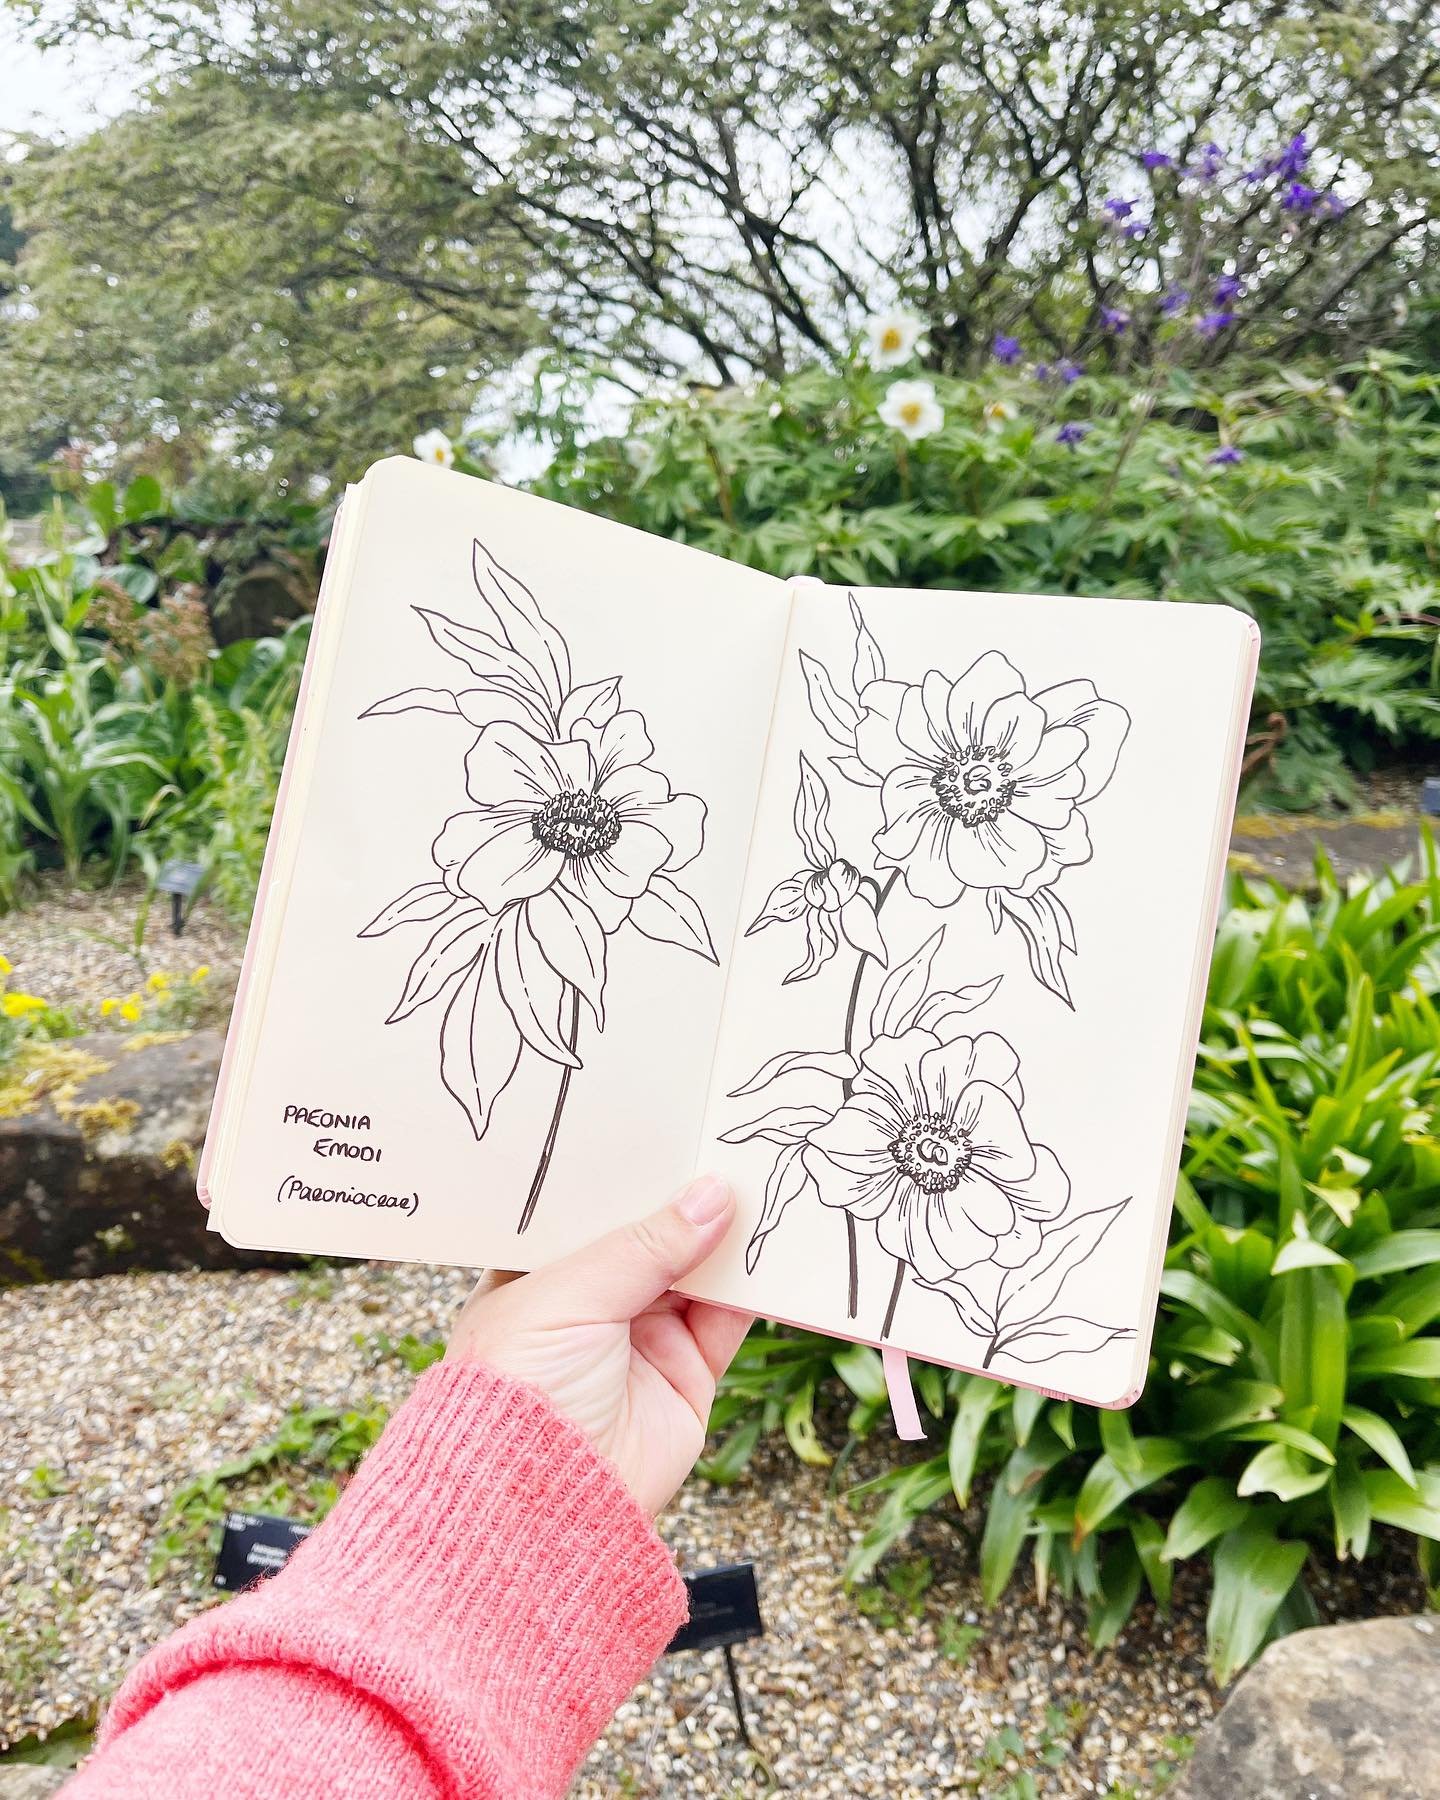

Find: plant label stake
<box><xmin>213</xmin><ymin>1510</ymin><xmax>313</xmax><ymax>1592</ymax></box>
<box><xmin>665</xmin><ymin>1563</ymin><xmax>765</xmax><ymax>1750</ymax></box>
<box><xmin>156</xmin><ymin>858</ymin><xmax>206</xmax><ymax>936</ymax></box>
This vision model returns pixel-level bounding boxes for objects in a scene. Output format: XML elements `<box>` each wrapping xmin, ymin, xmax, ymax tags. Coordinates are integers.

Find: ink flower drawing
<box><xmin>358</xmin><ymin>538</ymin><xmax>715</xmax><ymax>1232</ymax></box>
<box><xmin>730</xmin><ymin>596</ymin><xmax>1136</xmax><ymax>1375</ymax></box>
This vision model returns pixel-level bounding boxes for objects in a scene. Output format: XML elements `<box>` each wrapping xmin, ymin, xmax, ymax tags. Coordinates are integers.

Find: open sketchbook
<box><xmin>202</xmin><ymin>456</ymin><xmax>1258</xmax><ymax>1407</ymax></box>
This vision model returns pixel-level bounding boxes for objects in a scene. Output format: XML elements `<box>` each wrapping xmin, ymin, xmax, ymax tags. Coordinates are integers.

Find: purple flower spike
<box><xmin>1032</xmin><ymin>362</ymin><xmax>1052</xmax><ymax>382</ymax></box>
<box><xmin>1121</xmin><ymin>219</ymin><xmax>1149</xmax><ymax>240</ymax></box>
<box><xmin>1160</xmin><ymin>287</ymin><xmax>1190</xmax><ymax>316</ymax></box>
<box><xmin>1057</xmin><ymin>358</ymin><xmax>1084</xmax><ymax>384</ymax></box>
<box><xmin>1140</xmin><ymin>150</ymin><xmax>1175</xmax><ymax>171</ymax></box>
<box><xmin>1056</xmin><ymin>422</ymin><xmax>1091</xmax><ymax>448</ymax></box>
<box><xmin>992</xmin><ymin>333</ymin><xmax>1023</xmax><ymax>365</ymax></box>
<box><xmin>1281</xmin><ymin>181</ymin><xmax>1319</xmax><ymax>213</ymax></box>
<box><xmin>1321</xmin><ymin>191</ymin><xmax>1347</xmax><ymax>217</ymax></box>
<box><xmin>1208</xmin><ymin>445</ymin><xmax>1244</xmax><ymax>465</ymax></box>
<box><xmin>1101</xmin><ymin>306</ymin><xmax>1130</xmax><ymax>335</ymax></box>
<box><xmin>1276</xmin><ymin>132</ymin><xmax>1309</xmax><ymax>179</ymax></box>
<box><xmin>1187</xmin><ymin>142</ymin><xmax>1224</xmax><ymax>182</ymax></box>
<box><xmin>1196</xmin><ymin>310</ymin><xmax>1237</xmax><ymax>338</ymax></box>
<box><xmin>1103</xmin><ymin>196</ymin><xmax>1137</xmax><ymax>220</ymax></box>
<box><xmin>1213</xmin><ymin>274</ymin><xmax>1243</xmax><ymax>304</ymax></box>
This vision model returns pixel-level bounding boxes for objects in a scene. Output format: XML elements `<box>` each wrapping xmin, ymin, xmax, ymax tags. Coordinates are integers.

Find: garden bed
<box><xmin>0</xmin><ymin>1264</ymin><xmax>1428</xmax><ymax>1797</ymax></box>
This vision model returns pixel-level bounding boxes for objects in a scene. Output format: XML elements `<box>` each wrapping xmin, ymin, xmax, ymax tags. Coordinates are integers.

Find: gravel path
<box><xmin>0</xmin><ymin>1269</ymin><xmax>1218</xmax><ymax>1795</ymax></box>
<box><xmin>1</xmin><ymin>1267</ymin><xmax>1429</xmax><ymax>1795</ymax></box>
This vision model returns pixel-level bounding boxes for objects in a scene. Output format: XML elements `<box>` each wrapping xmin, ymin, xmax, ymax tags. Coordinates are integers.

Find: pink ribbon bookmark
<box><xmin>882</xmin><ymin>1346</ymin><xmax>926</xmax><ymax>1441</ymax></box>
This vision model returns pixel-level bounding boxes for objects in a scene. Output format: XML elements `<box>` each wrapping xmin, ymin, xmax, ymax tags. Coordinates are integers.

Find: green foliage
<box><xmin>712</xmin><ymin>847</ymin><xmax>1440</xmax><ymax>1679</ymax></box>
<box><xmin>150</xmin><ymin>1401</ymin><xmax>388</xmax><ymax>1581</ymax></box>
<box><xmin>534</xmin><ymin>354</ymin><xmax>1440</xmax><ymax>805</ymax></box>
<box><xmin>0</xmin><ymin>504</ymin><xmax>308</xmax><ymax>915</ymax></box>
<box><xmin>6</xmin><ymin>0</ymin><xmax>1433</xmax><ymax>482</ymax></box>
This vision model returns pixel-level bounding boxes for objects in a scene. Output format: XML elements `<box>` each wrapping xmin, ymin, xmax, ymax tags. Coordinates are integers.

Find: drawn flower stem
<box><xmin>982</xmin><ymin>1335</ymin><xmax>1002</xmax><ymax>1370</ymax></box>
<box><xmin>880</xmin><ymin>1258</ymin><xmax>907</xmax><ymax>1342</ymax></box>
<box><xmin>839</xmin><ymin>869</ymin><xmax>902</xmax><ymax>1318</ymax></box>
<box><xmin>517</xmin><ymin>985</ymin><xmax>582</xmax><ymax>1234</ymax></box>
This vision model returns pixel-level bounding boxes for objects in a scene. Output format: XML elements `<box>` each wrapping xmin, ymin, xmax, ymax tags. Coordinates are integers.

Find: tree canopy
<box><xmin>3</xmin><ymin>0</ymin><xmax>1437</xmax><ymax>482</ymax></box>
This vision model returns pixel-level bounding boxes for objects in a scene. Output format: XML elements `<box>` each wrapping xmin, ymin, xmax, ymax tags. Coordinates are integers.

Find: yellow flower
<box><xmin>147</xmin><ymin>972</ymin><xmax>172</xmax><ymax>993</ymax></box>
<box><xmin>1</xmin><ymin>993</ymin><xmax>46</xmax><ymax>1018</ymax></box>
<box><xmin>101</xmin><ymin>998</ymin><xmax>119</xmax><ymax>1017</ymax></box>
<box><xmin>0</xmin><ymin>954</ymin><xmax>12</xmax><ymax>975</ymax></box>
<box><xmin>120</xmin><ymin>998</ymin><xmax>143</xmax><ymax>1023</ymax></box>
<box><xmin>189</xmin><ymin>965</ymin><xmax>211</xmax><ymax>985</ymax></box>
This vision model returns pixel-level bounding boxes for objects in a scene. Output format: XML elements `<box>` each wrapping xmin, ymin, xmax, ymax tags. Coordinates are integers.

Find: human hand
<box><xmin>446</xmin><ymin>1175</ymin><xmax>753</xmax><ymax>1516</ymax></box>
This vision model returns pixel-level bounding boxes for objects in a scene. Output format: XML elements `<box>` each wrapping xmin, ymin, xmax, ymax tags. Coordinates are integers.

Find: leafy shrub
<box><xmin>0</xmin><ymin>502</ymin><xmax>308</xmax><ymax>915</ymax></box>
<box><xmin>710</xmin><ymin>846</ymin><xmax>1440</xmax><ymax>1680</ymax></box>
<box><xmin>531</xmin><ymin>353</ymin><xmax>1440</xmax><ymax>806</ymax></box>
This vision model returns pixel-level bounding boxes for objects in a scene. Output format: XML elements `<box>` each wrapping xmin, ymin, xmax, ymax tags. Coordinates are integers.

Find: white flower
<box><xmin>879</xmin><ymin>379</ymin><xmax>944</xmax><ymax>442</ymax></box>
<box><xmin>865</xmin><ymin>311</ymin><xmax>924</xmax><ymax>370</ymax></box>
<box><xmin>413</xmin><ymin>429</ymin><xmax>455</xmax><ymax>468</ymax></box>
<box><xmin>982</xmin><ymin>398</ymin><xmax>1016</xmax><ymax>429</ymax></box>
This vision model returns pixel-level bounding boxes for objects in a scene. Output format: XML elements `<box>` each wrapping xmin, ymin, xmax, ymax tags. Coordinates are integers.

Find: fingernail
<box><xmin>677</xmin><ymin>1175</ymin><xmax>731</xmax><ymax>1226</ymax></box>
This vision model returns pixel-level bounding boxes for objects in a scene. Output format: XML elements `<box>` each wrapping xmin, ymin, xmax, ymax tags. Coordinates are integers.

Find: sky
<box><xmin>0</xmin><ymin>13</ymin><xmax>141</xmax><ymax>139</ymax></box>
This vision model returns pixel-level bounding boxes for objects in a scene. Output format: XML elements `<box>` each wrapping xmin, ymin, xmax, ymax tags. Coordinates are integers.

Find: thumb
<box><xmin>525</xmin><ymin>1175</ymin><xmax>734</xmax><ymax>1324</ymax></box>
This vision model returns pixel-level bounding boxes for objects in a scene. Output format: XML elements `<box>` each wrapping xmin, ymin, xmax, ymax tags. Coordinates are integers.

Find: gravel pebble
<box><xmin>2</xmin><ymin>1267</ymin><xmax>1429</xmax><ymax>1792</ymax></box>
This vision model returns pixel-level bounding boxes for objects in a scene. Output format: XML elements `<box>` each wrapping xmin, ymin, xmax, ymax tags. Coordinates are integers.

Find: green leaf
<box><xmin>1011</xmin><ymin>1384</ymin><xmax>1047</xmax><ymax>1448</ymax></box>
<box><xmin>1363</xmin><ymin>1467</ymin><xmax>1440</xmax><ymax>1540</ymax></box>
<box><xmin>1088</xmin><ymin>1537</ymin><xmax>1143</xmax><ymax>1649</ymax></box>
<box><xmin>1353</xmin><ymin>1231</ymin><xmax>1440</xmax><ymax>1279</ymax></box>
<box><xmin>1130</xmin><ymin>1513</ymin><xmax>1172</xmax><ymax>1612</ymax></box>
<box><xmin>832</xmin><ymin>1344</ymin><xmax>887</xmax><ymax>1406</ymax></box>
<box><xmin>782</xmin><ymin>1382</ymin><xmax>832</xmax><ymax>1467</ymax></box>
<box><xmin>1237</xmin><ymin>1443</ymin><xmax>1331</xmax><ymax>1502</ymax></box>
<box><xmin>948</xmin><ymin>1376</ymin><xmax>1003</xmax><ymax>1505</ymax></box>
<box><xmin>1074</xmin><ymin>1440</ymin><xmax>1193</xmax><ymax>1541</ymax></box>
<box><xmin>1207</xmin><ymin>1526</ymin><xmax>1308</xmax><ymax>1685</ymax></box>
<box><xmin>1352</xmin><ymin>1339</ymin><xmax>1440</xmax><ymax>1379</ymax></box>
<box><xmin>1163</xmin><ymin>1476</ymin><xmax>1251</xmax><ymax>1562</ymax></box>
<box><xmin>1341</xmin><ymin>1405</ymin><xmax>1416</xmax><ymax>1488</ymax></box>
<box><xmin>1330</xmin><ymin>1461</ymin><xmax>1372</xmax><ymax>1561</ymax></box>
<box><xmin>1277</xmin><ymin>1268</ymin><xmax>1346</xmax><ymax>1450</ymax></box>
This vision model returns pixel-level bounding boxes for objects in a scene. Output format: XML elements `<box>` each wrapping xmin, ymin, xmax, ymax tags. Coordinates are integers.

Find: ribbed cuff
<box><xmin>103</xmin><ymin>1363</ymin><xmax>688</xmax><ymax>1798</ymax></box>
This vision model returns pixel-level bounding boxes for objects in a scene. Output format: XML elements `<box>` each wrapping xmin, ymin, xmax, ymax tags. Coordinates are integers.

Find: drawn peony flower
<box><xmin>865</xmin><ymin>310</ymin><xmax>924</xmax><ymax>369</ymax></box>
<box><xmin>413</xmin><ymin>429</ymin><xmax>455</xmax><ymax>468</ymax></box>
<box><xmin>854</xmin><ymin>651</ymin><xmax>1131</xmax><ymax>909</ymax></box>
<box><xmin>801</xmin><ymin>1025</ymin><xmax>1070</xmax><ymax>1284</ymax></box>
<box><xmin>879</xmin><ymin>379</ymin><xmax>944</xmax><ymax>442</ymax></box>
<box><xmin>746</xmin><ymin>755</ymin><xmax>886</xmax><ymax>982</ymax></box>
<box><xmin>432</xmin><ymin>711</ymin><xmax>711</xmax><ymax>948</ymax></box>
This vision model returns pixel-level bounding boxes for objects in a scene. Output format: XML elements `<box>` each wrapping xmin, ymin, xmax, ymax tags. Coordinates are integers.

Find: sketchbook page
<box><xmin>691</xmin><ymin>581</ymin><xmax>1256</xmax><ymax>1405</ymax></box>
<box><xmin>209</xmin><ymin>457</ymin><xmax>790</xmax><ymax>1268</ymax></box>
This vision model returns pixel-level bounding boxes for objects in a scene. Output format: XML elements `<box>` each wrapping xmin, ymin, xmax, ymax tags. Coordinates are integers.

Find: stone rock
<box><xmin>1173</xmin><ymin>1614</ymin><xmax>1440</xmax><ymax>1800</ymax></box>
<box><xmin>0</xmin><ymin>1769</ymin><xmax>71</xmax><ymax>1798</ymax></box>
<box><xmin>0</xmin><ymin>1030</ymin><xmax>297</xmax><ymax>1280</ymax></box>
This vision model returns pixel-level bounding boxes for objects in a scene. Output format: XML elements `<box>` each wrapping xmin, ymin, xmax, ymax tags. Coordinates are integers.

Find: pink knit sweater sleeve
<box><xmin>63</xmin><ymin>1361</ymin><xmax>689</xmax><ymax>1799</ymax></box>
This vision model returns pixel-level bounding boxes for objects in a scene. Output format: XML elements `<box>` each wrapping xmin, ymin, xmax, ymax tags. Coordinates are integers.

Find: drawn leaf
<box><xmin>829</xmin><ymin>753</ymin><xmax>882</xmax><ymax>789</ymax></box>
<box><xmin>799</xmin><ymin>650</ymin><xmax>861</xmax><ymax>749</ymax></box>
<box><xmin>869</xmin><ymin>927</ymin><xmax>944</xmax><ymax>1038</ymax></box>
<box><xmin>837</xmin><ymin>892</ymin><xmax>887</xmax><ymax>965</ymax></box>
<box><xmin>746</xmin><ymin>1143</ymin><xmax>811</xmax><ymax>1273</ymax></box>
<box><xmin>995</xmin><ymin>1197</ymin><xmax>1131</xmax><ymax>1331</ymax></box>
<box><xmin>439</xmin><ymin>944</ymin><xmax>522</xmax><ymax>1140</ymax></box>
<box><xmin>1000</xmin><ymin>888</ymin><xmax>1074</xmax><ymax>1007</ymax></box>
<box><xmin>629</xmin><ymin>874</ymin><xmax>718</xmax><ymax>963</ymax></box>
<box><xmin>495</xmin><ymin>908</ymin><xmax>582</xmax><ymax>1067</ymax></box>
<box><xmin>472</xmin><ymin>538</ymin><xmax>571</xmax><ymax>709</ymax></box>
<box><xmin>783</xmin><ymin>908</ymin><xmax>838</xmax><ymax>983</ymax></box>
<box><xmin>359</xmin><ymin>881</ymin><xmax>457</xmax><ymax>938</ymax></box>
<box><xmin>728</xmin><ymin>1047</ymin><xmax>859</xmax><ymax>1098</ymax></box>
<box><xmin>358</xmin><ymin>687</ymin><xmax>460</xmax><ymax>721</ymax></box>
<box><xmin>793</xmin><ymin>754</ymin><xmax>837</xmax><ymax>864</ymax></box>
<box><xmin>455</xmin><ymin>686</ymin><xmax>552</xmax><ymax>733</ymax></box>
<box><xmin>413</xmin><ymin>607</ymin><xmax>554</xmax><ymax>726</ymax></box>
<box><xmin>386</xmin><ymin>909</ymin><xmax>495</xmax><ymax>1023</ymax></box>
<box><xmin>994</xmin><ymin>1316</ymin><xmax>1136</xmax><ymax>1364</ymax></box>
<box><xmin>719</xmin><ymin>1104</ymin><xmax>831</xmax><ymax>1146</ymax></box>
<box><xmin>850</xmin><ymin>595</ymin><xmax>885</xmax><ymax>690</ymax></box>
<box><xmin>557</xmin><ymin>676</ymin><xmax>621</xmax><ymax>735</ymax></box>
<box><xmin>527</xmin><ymin>887</ymin><xmax>607</xmax><ymax>1029</ymax></box>
<box><xmin>745</xmin><ymin>873</ymin><xmax>807</xmax><ymax>935</ymax></box>
<box><xmin>985</xmin><ymin>889</ymin><xmax>1004</xmax><ymax>934</ymax></box>
<box><xmin>912</xmin><ymin>977</ymin><xmax>1003</xmax><ymax>1033</ymax></box>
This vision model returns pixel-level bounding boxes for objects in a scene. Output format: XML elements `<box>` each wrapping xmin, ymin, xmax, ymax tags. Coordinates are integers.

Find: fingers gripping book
<box><xmin>202</xmin><ymin>457</ymin><xmax>1258</xmax><ymax>1407</ymax></box>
